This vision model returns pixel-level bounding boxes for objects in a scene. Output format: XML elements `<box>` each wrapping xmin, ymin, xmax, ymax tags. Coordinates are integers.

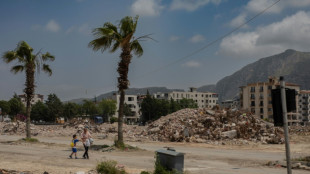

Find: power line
<box><xmin>133</xmin><ymin>0</ymin><xmax>281</xmax><ymax>80</ymax></box>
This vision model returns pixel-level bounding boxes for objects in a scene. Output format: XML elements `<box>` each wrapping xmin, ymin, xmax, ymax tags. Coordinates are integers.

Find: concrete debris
<box><xmin>136</xmin><ymin>108</ymin><xmax>286</xmax><ymax>144</ymax></box>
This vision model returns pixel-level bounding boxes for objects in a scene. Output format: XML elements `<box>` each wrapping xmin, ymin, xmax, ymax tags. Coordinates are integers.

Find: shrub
<box><xmin>96</xmin><ymin>161</ymin><xmax>127</xmax><ymax>174</ymax></box>
<box><xmin>110</xmin><ymin>117</ymin><xmax>118</xmax><ymax>124</ymax></box>
<box><xmin>140</xmin><ymin>171</ymin><xmax>151</xmax><ymax>174</ymax></box>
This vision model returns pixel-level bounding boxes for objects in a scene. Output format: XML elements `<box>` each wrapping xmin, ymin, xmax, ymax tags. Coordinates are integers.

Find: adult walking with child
<box><xmin>81</xmin><ymin>127</ymin><xmax>92</xmax><ymax>159</ymax></box>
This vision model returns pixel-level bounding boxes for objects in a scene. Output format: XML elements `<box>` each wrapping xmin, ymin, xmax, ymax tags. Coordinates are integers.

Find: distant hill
<box><xmin>66</xmin><ymin>87</ymin><xmax>184</xmax><ymax>104</ymax></box>
<box><xmin>198</xmin><ymin>49</ymin><xmax>310</xmax><ymax>101</ymax></box>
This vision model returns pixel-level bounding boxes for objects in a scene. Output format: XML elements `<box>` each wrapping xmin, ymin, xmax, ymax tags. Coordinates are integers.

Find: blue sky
<box><xmin>1</xmin><ymin>0</ymin><xmax>310</xmax><ymax>101</ymax></box>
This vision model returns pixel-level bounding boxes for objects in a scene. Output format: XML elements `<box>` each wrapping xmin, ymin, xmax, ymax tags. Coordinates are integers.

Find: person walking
<box><xmin>81</xmin><ymin>127</ymin><xmax>92</xmax><ymax>159</ymax></box>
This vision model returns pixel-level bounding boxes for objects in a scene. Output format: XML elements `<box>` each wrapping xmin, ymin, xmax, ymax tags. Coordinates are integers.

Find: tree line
<box><xmin>140</xmin><ymin>91</ymin><xmax>198</xmax><ymax>123</ymax></box>
<box><xmin>0</xmin><ymin>93</ymin><xmax>118</xmax><ymax>123</ymax></box>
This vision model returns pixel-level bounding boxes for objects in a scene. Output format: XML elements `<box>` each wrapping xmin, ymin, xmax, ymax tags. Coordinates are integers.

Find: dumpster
<box><xmin>156</xmin><ymin>148</ymin><xmax>184</xmax><ymax>173</ymax></box>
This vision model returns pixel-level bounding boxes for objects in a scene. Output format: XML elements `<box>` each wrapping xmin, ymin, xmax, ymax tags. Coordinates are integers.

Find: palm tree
<box><xmin>89</xmin><ymin>16</ymin><xmax>152</xmax><ymax>145</ymax></box>
<box><xmin>2</xmin><ymin>41</ymin><xmax>55</xmax><ymax>138</ymax></box>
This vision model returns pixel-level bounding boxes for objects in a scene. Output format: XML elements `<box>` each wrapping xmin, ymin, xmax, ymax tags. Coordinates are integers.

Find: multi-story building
<box><xmin>111</xmin><ymin>94</ymin><xmax>140</xmax><ymax>124</ymax></box>
<box><xmin>154</xmin><ymin>87</ymin><xmax>219</xmax><ymax>109</ymax></box>
<box><xmin>18</xmin><ymin>94</ymin><xmax>44</xmax><ymax>106</ymax></box>
<box><xmin>240</xmin><ymin>77</ymin><xmax>301</xmax><ymax>125</ymax></box>
<box><xmin>299</xmin><ymin>90</ymin><xmax>310</xmax><ymax>125</ymax></box>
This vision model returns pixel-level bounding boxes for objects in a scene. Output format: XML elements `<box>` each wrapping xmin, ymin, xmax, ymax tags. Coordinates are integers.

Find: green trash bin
<box><xmin>156</xmin><ymin>148</ymin><xmax>184</xmax><ymax>173</ymax></box>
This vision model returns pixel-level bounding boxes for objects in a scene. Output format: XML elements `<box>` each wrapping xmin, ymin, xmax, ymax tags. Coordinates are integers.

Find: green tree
<box><xmin>46</xmin><ymin>94</ymin><xmax>63</xmax><ymax>122</ymax></box>
<box><xmin>140</xmin><ymin>91</ymin><xmax>154</xmax><ymax>122</ymax></box>
<box><xmin>2</xmin><ymin>41</ymin><xmax>54</xmax><ymax>138</ymax></box>
<box><xmin>0</xmin><ymin>100</ymin><xmax>11</xmax><ymax>115</ymax></box>
<box><xmin>31</xmin><ymin>101</ymin><xmax>48</xmax><ymax>122</ymax></box>
<box><xmin>178</xmin><ymin>98</ymin><xmax>198</xmax><ymax>109</ymax></box>
<box><xmin>89</xmin><ymin>16</ymin><xmax>152</xmax><ymax>145</ymax></box>
<box><xmin>82</xmin><ymin>100</ymin><xmax>98</xmax><ymax>116</ymax></box>
<box><xmin>8</xmin><ymin>97</ymin><xmax>25</xmax><ymax>117</ymax></box>
<box><xmin>63</xmin><ymin>102</ymin><xmax>79</xmax><ymax>120</ymax></box>
<box><xmin>169</xmin><ymin>98</ymin><xmax>180</xmax><ymax>113</ymax></box>
<box><xmin>123</xmin><ymin>103</ymin><xmax>134</xmax><ymax>116</ymax></box>
<box><xmin>98</xmin><ymin>99</ymin><xmax>117</xmax><ymax>118</ymax></box>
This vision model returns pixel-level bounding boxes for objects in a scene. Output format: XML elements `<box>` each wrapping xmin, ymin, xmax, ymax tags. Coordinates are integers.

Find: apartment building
<box><xmin>111</xmin><ymin>94</ymin><xmax>140</xmax><ymax>124</ymax></box>
<box><xmin>154</xmin><ymin>87</ymin><xmax>219</xmax><ymax>109</ymax></box>
<box><xmin>299</xmin><ymin>90</ymin><xmax>310</xmax><ymax>125</ymax></box>
<box><xmin>18</xmin><ymin>94</ymin><xmax>44</xmax><ymax>106</ymax></box>
<box><xmin>240</xmin><ymin>77</ymin><xmax>301</xmax><ymax>125</ymax></box>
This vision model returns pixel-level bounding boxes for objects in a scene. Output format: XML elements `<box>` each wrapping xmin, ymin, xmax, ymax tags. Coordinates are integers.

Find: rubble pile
<box><xmin>289</xmin><ymin>126</ymin><xmax>310</xmax><ymax>136</ymax></box>
<box><xmin>138</xmin><ymin>108</ymin><xmax>285</xmax><ymax>144</ymax></box>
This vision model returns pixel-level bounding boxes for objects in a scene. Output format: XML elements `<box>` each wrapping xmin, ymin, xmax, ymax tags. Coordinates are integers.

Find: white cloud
<box><xmin>182</xmin><ymin>61</ymin><xmax>201</xmax><ymax>68</ymax></box>
<box><xmin>131</xmin><ymin>0</ymin><xmax>164</xmax><ymax>16</ymax></box>
<box><xmin>229</xmin><ymin>13</ymin><xmax>248</xmax><ymax>28</ymax></box>
<box><xmin>170</xmin><ymin>0</ymin><xmax>221</xmax><ymax>11</ymax></box>
<box><xmin>219</xmin><ymin>11</ymin><xmax>310</xmax><ymax>58</ymax></box>
<box><xmin>189</xmin><ymin>34</ymin><xmax>205</xmax><ymax>43</ymax></box>
<box><xmin>169</xmin><ymin>35</ymin><xmax>180</xmax><ymax>42</ymax></box>
<box><xmin>46</xmin><ymin>20</ymin><xmax>60</xmax><ymax>32</ymax></box>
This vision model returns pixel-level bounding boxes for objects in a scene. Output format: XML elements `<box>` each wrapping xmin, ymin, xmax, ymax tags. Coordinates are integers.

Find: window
<box><xmin>268</xmin><ymin>108</ymin><xmax>272</xmax><ymax>112</ymax></box>
<box><xmin>260</xmin><ymin>108</ymin><xmax>264</xmax><ymax>114</ymax></box>
<box><xmin>177</xmin><ymin>93</ymin><xmax>179</xmax><ymax>98</ymax></box>
<box><xmin>260</xmin><ymin>101</ymin><xmax>263</xmax><ymax>106</ymax></box>
<box><xmin>213</xmin><ymin>100</ymin><xmax>215</xmax><ymax>103</ymax></box>
<box><xmin>260</xmin><ymin>115</ymin><xmax>264</xmax><ymax>119</ymax></box>
<box><xmin>202</xmin><ymin>94</ymin><xmax>204</xmax><ymax>97</ymax></box>
<box><xmin>260</xmin><ymin>86</ymin><xmax>264</xmax><ymax>92</ymax></box>
<box><xmin>202</xmin><ymin>100</ymin><xmax>204</xmax><ymax>102</ymax></box>
<box><xmin>195</xmin><ymin>94</ymin><xmax>197</xmax><ymax>97</ymax></box>
<box><xmin>268</xmin><ymin>86</ymin><xmax>272</xmax><ymax>90</ymax></box>
<box><xmin>251</xmin><ymin>87</ymin><xmax>255</xmax><ymax>92</ymax></box>
<box><xmin>251</xmin><ymin>108</ymin><xmax>255</xmax><ymax>113</ymax></box>
<box><xmin>128</xmin><ymin>97</ymin><xmax>134</xmax><ymax>101</ymax></box>
<box><xmin>251</xmin><ymin>94</ymin><xmax>255</xmax><ymax>99</ymax></box>
<box><xmin>259</xmin><ymin>93</ymin><xmax>264</xmax><ymax>99</ymax></box>
<box><xmin>251</xmin><ymin>101</ymin><xmax>255</xmax><ymax>107</ymax></box>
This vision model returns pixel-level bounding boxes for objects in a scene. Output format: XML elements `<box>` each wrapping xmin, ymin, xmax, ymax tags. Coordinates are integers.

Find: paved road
<box><xmin>0</xmin><ymin>135</ymin><xmax>309</xmax><ymax>174</ymax></box>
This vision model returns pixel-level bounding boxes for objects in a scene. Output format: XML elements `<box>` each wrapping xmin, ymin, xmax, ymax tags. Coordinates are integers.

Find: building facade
<box><xmin>240</xmin><ymin>77</ymin><xmax>301</xmax><ymax>125</ymax></box>
<box><xmin>18</xmin><ymin>94</ymin><xmax>44</xmax><ymax>106</ymax></box>
<box><xmin>111</xmin><ymin>94</ymin><xmax>140</xmax><ymax>124</ymax></box>
<box><xmin>299</xmin><ymin>90</ymin><xmax>310</xmax><ymax>125</ymax></box>
<box><xmin>154</xmin><ymin>87</ymin><xmax>219</xmax><ymax>109</ymax></box>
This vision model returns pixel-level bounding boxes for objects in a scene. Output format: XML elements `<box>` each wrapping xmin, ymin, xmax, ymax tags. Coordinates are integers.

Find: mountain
<box><xmin>66</xmin><ymin>87</ymin><xmax>184</xmax><ymax>104</ymax></box>
<box><xmin>198</xmin><ymin>49</ymin><xmax>310</xmax><ymax>101</ymax></box>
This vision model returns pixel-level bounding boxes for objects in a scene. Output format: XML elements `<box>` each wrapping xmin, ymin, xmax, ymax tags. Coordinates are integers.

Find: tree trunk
<box><xmin>24</xmin><ymin>63</ymin><xmax>35</xmax><ymax>139</ymax></box>
<box><xmin>118</xmin><ymin>89</ymin><xmax>125</xmax><ymax>143</ymax></box>
<box><xmin>117</xmin><ymin>44</ymin><xmax>132</xmax><ymax>145</ymax></box>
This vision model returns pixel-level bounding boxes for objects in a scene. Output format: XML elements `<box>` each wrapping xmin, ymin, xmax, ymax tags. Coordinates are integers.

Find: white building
<box><xmin>154</xmin><ymin>87</ymin><xmax>219</xmax><ymax>109</ymax></box>
<box><xmin>299</xmin><ymin>90</ymin><xmax>310</xmax><ymax>125</ymax></box>
<box><xmin>18</xmin><ymin>94</ymin><xmax>44</xmax><ymax>106</ymax></box>
<box><xmin>111</xmin><ymin>94</ymin><xmax>140</xmax><ymax>124</ymax></box>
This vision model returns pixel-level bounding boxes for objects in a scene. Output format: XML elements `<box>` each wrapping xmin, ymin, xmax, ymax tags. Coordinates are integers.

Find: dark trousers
<box><xmin>83</xmin><ymin>144</ymin><xmax>89</xmax><ymax>159</ymax></box>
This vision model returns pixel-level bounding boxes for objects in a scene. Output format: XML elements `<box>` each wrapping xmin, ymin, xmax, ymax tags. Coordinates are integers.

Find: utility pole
<box><xmin>280</xmin><ymin>76</ymin><xmax>292</xmax><ymax>174</ymax></box>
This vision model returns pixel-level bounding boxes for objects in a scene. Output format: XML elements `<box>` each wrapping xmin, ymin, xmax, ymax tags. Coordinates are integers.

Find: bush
<box><xmin>96</xmin><ymin>161</ymin><xmax>127</xmax><ymax>174</ymax></box>
<box><xmin>140</xmin><ymin>171</ymin><xmax>151</xmax><ymax>174</ymax></box>
<box><xmin>110</xmin><ymin>117</ymin><xmax>118</xmax><ymax>124</ymax></box>
<box><xmin>21</xmin><ymin>138</ymin><xmax>39</xmax><ymax>142</ymax></box>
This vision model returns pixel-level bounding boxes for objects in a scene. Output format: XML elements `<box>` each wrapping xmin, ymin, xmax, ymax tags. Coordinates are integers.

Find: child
<box><xmin>69</xmin><ymin>134</ymin><xmax>79</xmax><ymax>159</ymax></box>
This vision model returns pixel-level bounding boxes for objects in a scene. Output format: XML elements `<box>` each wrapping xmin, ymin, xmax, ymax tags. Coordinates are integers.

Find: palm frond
<box><xmin>42</xmin><ymin>52</ymin><xmax>55</xmax><ymax>61</ymax></box>
<box><xmin>2</xmin><ymin>51</ymin><xmax>18</xmax><ymax>63</ymax></box>
<box><xmin>131</xmin><ymin>40</ymin><xmax>143</xmax><ymax>57</ymax></box>
<box><xmin>42</xmin><ymin>64</ymin><xmax>52</xmax><ymax>76</ymax></box>
<box><xmin>16</xmin><ymin>41</ymin><xmax>33</xmax><ymax>61</ymax></box>
<box><xmin>134</xmin><ymin>34</ymin><xmax>157</xmax><ymax>42</ymax></box>
<box><xmin>110</xmin><ymin>42</ymin><xmax>120</xmax><ymax>53</ymax></box>
<box><xmin>10</xmin><ymin>65</ymin><xmax>24</xmax><ymax>74</ymax></box>
<box><xmin>120</xmin><ymin>16</ymin><xmax>137</xmax><ymax>37</ymax></box>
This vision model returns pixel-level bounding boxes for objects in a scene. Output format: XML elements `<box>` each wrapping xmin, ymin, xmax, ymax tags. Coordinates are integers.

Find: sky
<box><xmin>1</xmin><ymin>0</ymin><xmax>310</xmax><ymax>101</ymax></box>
